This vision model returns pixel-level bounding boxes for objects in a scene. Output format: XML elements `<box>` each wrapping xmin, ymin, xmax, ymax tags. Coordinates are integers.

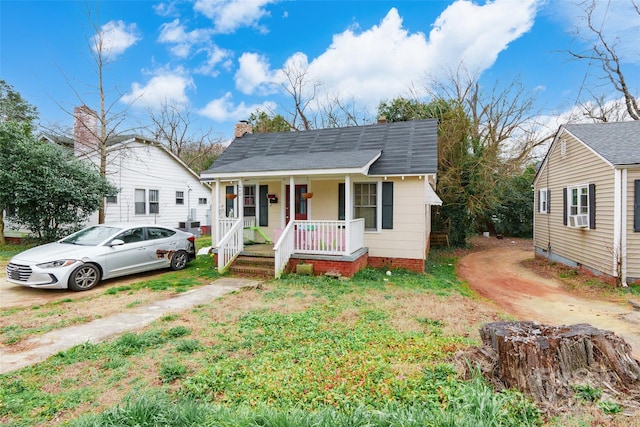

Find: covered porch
<box><xmin>212</xmin><ymin>176</ymin><xmax>369</xmax><ymax>278</ymax></box>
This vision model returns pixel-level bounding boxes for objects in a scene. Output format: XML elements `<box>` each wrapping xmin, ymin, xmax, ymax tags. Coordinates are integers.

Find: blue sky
<box><xmin>1</xmin><ymin>0</ymin><xmax>639</xmax><ymax>142</ymax></box>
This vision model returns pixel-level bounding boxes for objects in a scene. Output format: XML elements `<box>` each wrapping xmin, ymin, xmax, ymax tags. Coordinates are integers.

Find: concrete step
<box><xmin>233</xmin><ymin>255</ymin><xmax>275</xmax><ymax>267</ymax></box>
<box><xmin>229</xmin><ymin>264</ymin><xmax>274</xmax><ymax>279</ymax></box>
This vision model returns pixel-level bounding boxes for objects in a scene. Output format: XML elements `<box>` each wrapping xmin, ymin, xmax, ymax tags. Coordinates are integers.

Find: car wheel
<box><xmin>170</xmin><ymin>250</ymin><xmax>189</xmax><ymax>271</ymax></box>
<box><xmin>68</xmin><ymin>264</ymin><xmax>101</xmax><ymax>291</ymax></box>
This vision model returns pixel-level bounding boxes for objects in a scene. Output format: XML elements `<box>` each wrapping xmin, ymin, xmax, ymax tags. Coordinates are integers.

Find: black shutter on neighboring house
<box><xmin>338</xmin><ymin>183</ymin><xmax>345</xmax><ymax>220</ymax></box>
<box><xmin>259</xmin><ymin>185</ymin><xmax>268</xmax><ymax>226</ymax></box>
<box><xmin>634</xmin><ymin>180</ymin><xmax>640</xmax><ymax>232</ymax></box>
<box><xmin>382</xmin><ymin>182</ymin><xmax>394</xmax><ymax>229</ymax></box>
<box><xmin>547</xmin><ymin>190</ymin><xmax>550</xmax><ymax>213</ymax></box>
<box><xmin>537</xmin><ymin>190</ymin><xmax>540</xmax><ymax>213</ymax></box>
<box><xmin>563</xmin><ymin>187</ymin><xmax>567</xmax><ymax>226</ymax></box>
<box><xmin>589</xmin><ymin>183</ymin><xmax>596</xmax><ymax>229</ymax></box>
<box><xmin>225</xmin><ymin>186</ymin><xmax>234</xmax><ymax>217</ymax></box>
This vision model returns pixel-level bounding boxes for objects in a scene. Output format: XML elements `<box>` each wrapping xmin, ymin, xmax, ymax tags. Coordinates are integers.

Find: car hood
<box><xmin>10</xmin><ymin>242</ymin><xmax>97</xmax><ymax>264</ymax></box>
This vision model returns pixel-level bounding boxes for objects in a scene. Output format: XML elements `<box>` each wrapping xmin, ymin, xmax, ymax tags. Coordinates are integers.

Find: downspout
<box><xmin>613</xmin><ymin>169</ymin><xmax>628</xmax><ymax>286</ymax></box>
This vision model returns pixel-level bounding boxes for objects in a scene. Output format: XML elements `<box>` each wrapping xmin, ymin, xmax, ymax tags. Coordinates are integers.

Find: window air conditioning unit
<box><xmin>569</xmin><ymin>214</ymin><xmax>589</xmax><ymax>228</ymax></box>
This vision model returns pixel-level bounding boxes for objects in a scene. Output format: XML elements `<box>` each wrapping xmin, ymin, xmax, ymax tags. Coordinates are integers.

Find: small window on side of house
<box><xmin>149</xmin><ymin>190</ymin><xmax>160</xmax><ymax>214</ymax></box>
<box><xmin>135</xmin><ymin>189</ymin><xmax>146</xmax><ymax>215</ymax></box>
<box><xmin>198</xmin><ymin>198</ymin><xmax>207</xmax><ymax>205</ymax></box>
<box><xmin>106</xmin><ymin>195</ymin><xmax>118</xmax><ymax>204</ymax></box>
<box><xmin>539</xmin><ymin>189</ymin><xmax>548</xmax><ymax>214</ymax></box>
<box><xmin>176</xmin><ymin>191</ymin><xmax>184</xmax><ymax>205</ymax></box>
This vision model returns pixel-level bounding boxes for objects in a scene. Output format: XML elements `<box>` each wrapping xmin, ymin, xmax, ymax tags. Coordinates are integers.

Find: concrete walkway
<box><xmin>0</xmin><ymin>277</ymin><xmax>259</xmax><ymax>374</ymax></box>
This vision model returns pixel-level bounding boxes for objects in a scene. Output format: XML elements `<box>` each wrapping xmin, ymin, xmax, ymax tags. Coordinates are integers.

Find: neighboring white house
<box><xmin>42</xmin><ymin>106</ymin><xmax>211</xmax><ymax>233</ymax></box>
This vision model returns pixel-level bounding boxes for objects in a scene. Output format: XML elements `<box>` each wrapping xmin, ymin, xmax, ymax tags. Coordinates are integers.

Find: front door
<box><xmin>285</xmin><ymin>185</ymin><xmax>308</xmax><ymax>223</ymax></box>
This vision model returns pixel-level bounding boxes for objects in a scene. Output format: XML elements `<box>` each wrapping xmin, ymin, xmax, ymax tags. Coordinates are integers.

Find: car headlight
<box><xmin>36</xmin><ymin>259</ymin><xmax>77</xmax><ymax>268</ymax></box>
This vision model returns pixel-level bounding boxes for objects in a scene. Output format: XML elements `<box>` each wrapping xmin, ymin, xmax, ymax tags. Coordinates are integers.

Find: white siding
<box><xmin>95</xmin><ymin>141</ymin><xmax>211</xmax><ymax>228</ymax></box>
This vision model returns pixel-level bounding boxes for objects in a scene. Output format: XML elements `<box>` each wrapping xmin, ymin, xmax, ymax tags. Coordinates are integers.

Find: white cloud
<box><xmin>199</xmin><ymin>92</ymin><xmax>276</xmax><ymax>121</ymax></box>
<box><xmin>194</xmin><ymin>0</ymin><xmax>274</xmax><ymax>34</ymax></box>
<box><xmin>233</xmin><ymin>1</ymin><xmax>539</xmax><ymax>111</ymax></box>
<box><xmin>158</xmin><ymin>19</ymin><xmax>213</xmax><ymax>58</ymax></box>
<box><xmin>153</xmin><ymin>1</ymin><xmax>179</xmax><ymax>17</ymax></box>
<box><xmin>235</xmin><ymin>52</ymin><xmax>279</xmax><ymax>95</ymax></box>
<box><xmin>93</xmin><ymin>20</ymin><xmax>141</xmax><ymax>59</ymax></box>
<box><xmin>195</xmin><ymin>45</ymin><xmax>233</xmax><ymax>76</ymax></box>
<box><xmin>122</xmin><ymin>69</ymin><xmax>195</xmax><ymax>109</ymax></box>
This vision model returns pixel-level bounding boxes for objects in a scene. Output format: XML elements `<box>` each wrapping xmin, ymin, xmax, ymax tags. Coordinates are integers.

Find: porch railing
<box><xmin>220</xmin><ymin>217</ymin><xmax>256</xmax><ymax>241</ymax></box>
<box><xmin>274</xmin><ymin>220</ymin><xmax>295</xmax><ymax>278</ymax></box>
<box><xmin>216</xmin><ymin>219</ymin><xmax>244</xmax><ymax>273</ymax></box>
<box><xmin>273</xmin><ymin>218</ymin><xmax>366</xmax><ymax>278</ymax></box>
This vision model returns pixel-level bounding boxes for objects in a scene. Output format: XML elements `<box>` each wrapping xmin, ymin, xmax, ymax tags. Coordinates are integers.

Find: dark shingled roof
<box><xmin>202</xmin><ymin>119</ymin><xmax>438</xmax><ymax>177</ymax></box>
<box><xmin>565</xmin><ymin>121</ymin><xmax>640</xmax><ymax>165</ymax></box>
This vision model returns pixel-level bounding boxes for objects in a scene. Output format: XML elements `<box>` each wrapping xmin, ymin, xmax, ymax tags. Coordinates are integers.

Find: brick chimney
<box><xmin>73</xmin><ymin>105</ymin><xmax>99</xmax><ymax>158</ymax></box>
<box><xmin>377</xmin><ymin>116</ymin><xmax>388</xmax><ymax>124</ymax></box>
<box><xmin>234</xmin><ymin>120</ymin><xmax>253</xmax><ymax>138</ymax></box>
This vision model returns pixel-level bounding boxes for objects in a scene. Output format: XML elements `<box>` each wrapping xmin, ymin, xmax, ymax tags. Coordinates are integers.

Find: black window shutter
<box><xmin>225</xmin><ymin>185</ymin><xmax>234</xmax><ymax>217</ymax></box>
<box><xmin>382</xmin><ymin>182</ymin><xmax>394</xmax><ymax>230</ymax></box>
<box><xmin>562</xmin><ymin>187</ymin><xmax>567</xmax><ymax>226</ymax></box>
<box><xmin>259</xmin><ymin>185</ymin><xmax>268</xmax><ymax>226</ymax></box>
<box><xmin>589</xmin><ymin>183</ymin><xmax>596</xmax><ymax>229</ymax></box>
<box><xmin>338</xmin><ymin>183</ymin><xmax>345</xmax><ymax>220</ymax></box>
<box><xmin>547</xmin><ymin>190</ymin><xmax>550</xmax><ymax>213</ymax></box>
<box><xmin>537</xmin><ymin>190</ymin><xmax>540</xmax><ymax>213</ymax></box>
<box><xmin>634</xmin><ymin>180</ymin><xmax>640</xmax><ymax>232</ymax></box>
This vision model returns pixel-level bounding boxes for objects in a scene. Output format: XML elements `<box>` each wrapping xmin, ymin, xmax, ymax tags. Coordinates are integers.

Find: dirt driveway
<box><xmin>457</xmin><ymin>238</ymin><xmax>640</xmax><ymax>359</ymax></box>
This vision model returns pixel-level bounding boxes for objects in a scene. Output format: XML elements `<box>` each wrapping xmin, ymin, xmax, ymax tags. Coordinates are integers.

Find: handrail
<box><xmin>273</xmin><ymin>220</ymin><xmax>295</xmax><ymax>278</ymax></box>
<box><xmin>217</xmin><ymin>219</ymin><xmax>244</xmax><ymax>273</ymax></box>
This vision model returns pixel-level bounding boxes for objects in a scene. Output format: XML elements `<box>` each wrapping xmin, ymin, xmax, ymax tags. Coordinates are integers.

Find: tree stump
<box><xmin>462</xmin><ymin>321</ymin><xmax>640</xmax><ymax>404</ymax></box>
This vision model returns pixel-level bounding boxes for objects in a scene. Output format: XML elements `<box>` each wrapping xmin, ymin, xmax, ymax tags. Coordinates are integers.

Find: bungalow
<box><xmin>533</xmin><ymin>121</ymin><xmax>640</xmax><ymax>285</ymax></box>
<box><xmin>200</xmin><ymin>119</ymin><xmax>442</xmax><ymax>278</ymax></box>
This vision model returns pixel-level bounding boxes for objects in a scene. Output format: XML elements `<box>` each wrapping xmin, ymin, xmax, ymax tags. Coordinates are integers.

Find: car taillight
<box><xmin>187</xmin><ymin>236</ymin><xmax>195</xmax><ymax>243</ymax></box>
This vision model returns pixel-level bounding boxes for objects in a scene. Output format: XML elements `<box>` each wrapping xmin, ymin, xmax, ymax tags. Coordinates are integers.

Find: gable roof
<box><xmin>564</xmin><ymin>121</ymin><xmax>640</xmax><ymax>166</ymax></box>
<box><xmin>201</xmin><ymin>119</ymin><xmax>438</xmax><ymax>179</ymax></box>
<box><xmin>42</xmin><ymin>133</ymin><xmax>210</xmax><ymax>188</ymax></box>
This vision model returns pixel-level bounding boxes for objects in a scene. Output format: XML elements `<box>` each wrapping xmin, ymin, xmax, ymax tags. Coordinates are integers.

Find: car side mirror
<box><xmin>110</xmin><ymin>239</ymin><xmax>125</xmax><ymax>246</ymax></box>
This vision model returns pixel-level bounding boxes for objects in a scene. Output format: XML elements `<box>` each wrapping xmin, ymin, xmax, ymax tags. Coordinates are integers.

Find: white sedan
<box><xmin>6</xmin><ymin>224</ymin><xmax>196</xmax><ymax>291</ymax></box>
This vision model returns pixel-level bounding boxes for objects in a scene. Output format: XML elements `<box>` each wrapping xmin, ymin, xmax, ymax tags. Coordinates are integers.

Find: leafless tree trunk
<box><xmin>149</xmin><ymin>101</ymin><xmax>225</xmax><ymax>173</ymax></box>
<box><xmin>569</xmin><ymin>0</ymin><xmax>639</xmax><ymax>120</ymax></box>
<box><xmin>279</xmin><ymin>59</ymin><xmax>320</xmax><ymax>131</ymax></box>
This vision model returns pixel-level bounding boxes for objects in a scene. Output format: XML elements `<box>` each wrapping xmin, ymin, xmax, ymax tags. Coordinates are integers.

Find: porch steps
<box><xmin>229</xmin><ymin>255</ymin><xmax>275</xmax><ymax>279</ymax></box>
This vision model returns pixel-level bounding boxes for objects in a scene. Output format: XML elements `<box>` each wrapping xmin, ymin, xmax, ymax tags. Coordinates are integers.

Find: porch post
<box><xmin>289</xmin><ymin>176</ymin><xmax>295</xmax><ymax>223</ymax></box>
<box><xmin>238</xmin><ymin>178</ymin><xmax>244</xmax><ymax>223</ymax></box>
<box><xmin>215</xmin><ymin>179</ymin><xmax>220</xmax><ymax>246</ymax></box>
<box><xmin>345</xmin><ymin>175</ymin><xmax>351</xmax><ymax>253</ymax></box>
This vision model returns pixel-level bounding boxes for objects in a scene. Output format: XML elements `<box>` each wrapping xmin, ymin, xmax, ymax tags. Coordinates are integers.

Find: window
<box><xmin>106</xmin><ymin>195</ymin><xmax>117</xmax><ymax>204</ymax></box>
<box><xmin>147</xmin><ymin>227</ymin><xmax>175</xmax><ymax>240</ymax></box>
<box><xmin>539</xmin><ymin>189</ymin><xmax>549</xmax><ymax>214</ymax></box>
<box><xmin>198</xmin><ymin>197</ymin><xmax>207</xmax><ymax>205</ymax></box>
<box><xmin>176</xmin><ymin>191</ymin><xmax>184</xmax><ymax>205</ymax></box>
<box><xmin>244</xmin><ymin>185</ymin><xmax>256</xmax><ymax>217</ymax></box>
<box><xmin>135</xmin><ymin>189</ymin><xmax>146</xmax><ymax>215</ymax></box>
<box><xmin>116</xmin><ymin>227</ymin><xmax>145</xmax><ymax>244</ymax></box>
<box><xmin>565</xmin><ymin>184</ymin><xmax>593</xmax><ymax>228</ymax></box>
<box><xmin>149</xmin><ymin>190</ymin><xmax>159</xmax><ymax>214</ymax></box>
<box><xmin>354</xmin><ymin>183</ymin><xmax>377</xmax><ymax>230</ymax></box>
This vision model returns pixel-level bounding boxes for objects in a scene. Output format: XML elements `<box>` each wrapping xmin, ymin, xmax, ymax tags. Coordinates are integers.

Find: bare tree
<box><xmin>48</xmin><ymin>4</ymin><xmax>139</xmax><ymax>223</ymax></box>
<box><xmin>278</xmin><ymin>59</ymin><xmax>320</xmax><ymax>131</ymax></box>
<box><xmin>569</xmin><ymin>0</ymin><xmax>639</xmax><ymax>120</ymax></box>
<box><xmin>149</xmin><ymin>101</ymin><xmax>225</xmax><ymax>173</ymax></box>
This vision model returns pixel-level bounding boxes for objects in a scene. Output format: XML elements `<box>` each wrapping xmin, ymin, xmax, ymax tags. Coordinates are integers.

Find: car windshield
<box><xmin>60</xmin><ymin>226</ymin><xmax>122</xmax><ymax>246</ymax></box>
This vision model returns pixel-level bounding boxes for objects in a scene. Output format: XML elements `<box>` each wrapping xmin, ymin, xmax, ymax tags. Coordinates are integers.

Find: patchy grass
<box><xmin>0</xmin><ymin>258</ymin><xmax>530</xmax><ymax>427</ymax></box>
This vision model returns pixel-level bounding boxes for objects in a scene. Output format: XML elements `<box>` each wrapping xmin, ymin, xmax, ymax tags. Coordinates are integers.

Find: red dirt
<box><xmin>457</xmin><ymin>237</ymin><xmax>640</xmax><ymax>359</ymax></box>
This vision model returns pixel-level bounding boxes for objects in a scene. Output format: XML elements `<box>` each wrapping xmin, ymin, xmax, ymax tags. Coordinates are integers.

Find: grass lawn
<box><xmin>0</xmin><ymin>239</ymin><xmax>635</xmax><ymax>426</ymax></box>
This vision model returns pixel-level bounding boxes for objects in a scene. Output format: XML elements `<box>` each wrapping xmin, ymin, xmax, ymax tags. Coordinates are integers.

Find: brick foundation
<box><xmin>368</xmin><ymin>256</ymin><xmax>425</xmax><ymax>273</ymax></box>
<box><xmin>287</xmin><ymin>252</ymin><xmax>369</xmax><ymax>278</ymax></box>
